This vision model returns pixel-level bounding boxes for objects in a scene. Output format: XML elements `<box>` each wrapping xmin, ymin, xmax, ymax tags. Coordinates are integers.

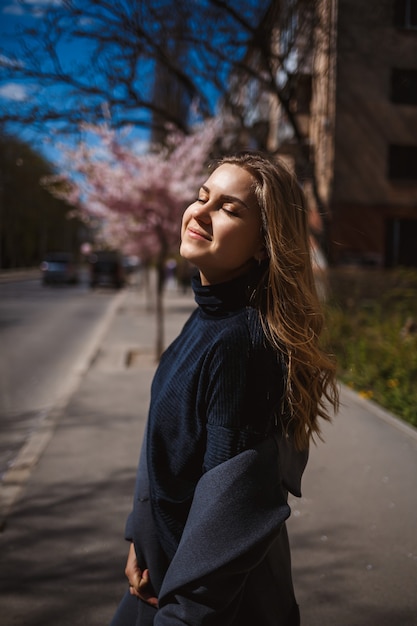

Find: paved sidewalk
<box><xmin>0</xmin><ymin>283</ymin><xmax>416</xmax><ymax>625</ymax></box>
<box><xmin>288</xmin><ymin>387</ymin><xmax>417</xmax><ymax>625</ymax></box>
<box><xmin>0</xmin><ymin>268</ymin><xmax>40</xmax><ymax>283</ymax></box>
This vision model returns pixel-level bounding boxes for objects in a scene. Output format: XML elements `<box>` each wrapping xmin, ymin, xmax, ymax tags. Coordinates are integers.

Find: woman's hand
<box><xmin>125</xmin><ymin>542</ymin><xmax>158</xmax><ymax>608</ymax></box>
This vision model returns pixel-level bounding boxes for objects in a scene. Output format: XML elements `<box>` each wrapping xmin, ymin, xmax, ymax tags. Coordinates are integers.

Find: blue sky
<box><xmin>0</xmin><ymin>0</ymin><xmax>70</xmax><ymax>103</ymax></box>
<box><xmin>0</xmin><ymin>0</ymin><xmax>197</xmax><ymax>166</ymax></box>
<box><xmin>0</xmin><ymin>0</ymin><xmax>200</xmax><ymax>167</ymax></box>
<box><xmin>0</xmin><ymin>0</ymin><xmax>270</xmax><ymax>168</ymax></box>
<box><xmin>0</xmin><ymin>0</ymin><xmax>43</xmax><ymax>102</ymax></box>
<box><xmin>0</xmin><ymin>0</ymin><xmax>100</xmax><ymax>166</ymax></box>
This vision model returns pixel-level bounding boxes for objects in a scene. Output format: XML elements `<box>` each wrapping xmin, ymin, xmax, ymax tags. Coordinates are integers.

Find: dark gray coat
<box><xmin>110</xmin><ymin>434</ymin><xmax>307</xmax><ymax>625</ymax></box>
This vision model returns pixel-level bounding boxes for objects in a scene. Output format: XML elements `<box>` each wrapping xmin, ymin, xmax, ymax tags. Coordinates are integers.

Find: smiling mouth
<box><xmin>188</xmin><ymin>227</ymin><xmax>211</xmax><ymax>241</ymax></box>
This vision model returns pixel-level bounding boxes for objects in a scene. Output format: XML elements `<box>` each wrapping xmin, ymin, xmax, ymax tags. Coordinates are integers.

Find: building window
<box><xmin>388</xmin><ymin>145</ymin><xmax>417</xmax><ymax>180</ymax></box>
<box><xmin>391</xmin><ymin>68</ymin><xmax>417</xmax><ymax>105</ymax></box>
<box><xmin>385</xmin><ymin>218</ymin><xmax>417</xmax><ymax>267</ymax></box>
<box><xmin>393</xmin><ymin>0</ymin><xmax>417</xmax><ymax>29</ymax></box>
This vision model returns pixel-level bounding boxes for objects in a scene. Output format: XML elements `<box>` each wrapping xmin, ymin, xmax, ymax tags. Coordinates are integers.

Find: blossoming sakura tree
<box><xmin>47</xmin><ymin>119</ymin><xmax>220</xmax><ymax>357</ymax></box>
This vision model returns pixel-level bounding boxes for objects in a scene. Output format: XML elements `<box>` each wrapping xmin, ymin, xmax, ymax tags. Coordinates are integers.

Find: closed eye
<box><xmin>221</xmin><ymin>198</ymin><xmax>245</xmax><ymax>216</ymax></box>
<box><xmin>221</xmin><ymin>204</ymin><xmax>239</xmax><ymax>216</ymax></box>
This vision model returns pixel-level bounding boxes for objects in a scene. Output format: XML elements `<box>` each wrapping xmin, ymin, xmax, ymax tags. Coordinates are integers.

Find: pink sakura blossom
<box><xmin>48</xmin><ymin>119</ymin><xmax>220</xmax><ymax>260</ymax></box>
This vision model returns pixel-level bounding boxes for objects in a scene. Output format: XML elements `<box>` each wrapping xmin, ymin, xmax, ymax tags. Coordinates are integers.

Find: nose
<box><xmin>191</xmin><ymin>201</ymin><xmax>211</xmax><ymax>223</ymax></box>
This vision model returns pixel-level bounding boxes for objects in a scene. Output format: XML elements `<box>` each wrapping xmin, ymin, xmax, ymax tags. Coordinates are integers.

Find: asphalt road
<box><xmin>0</xmin><ymin>273</ymin><xmax>123</xmax><ymax>480</ymax></box>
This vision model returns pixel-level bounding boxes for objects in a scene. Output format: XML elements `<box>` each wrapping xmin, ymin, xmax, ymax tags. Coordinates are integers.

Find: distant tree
<box><xmin>46</xmin><ymin>119</ymin><xmax>219</xmax><ymax>357</ymax></box>
<box><xmin>0</xmin><ymin>134</ymin><xmax>84</xmax><ymax>269</ymax></box>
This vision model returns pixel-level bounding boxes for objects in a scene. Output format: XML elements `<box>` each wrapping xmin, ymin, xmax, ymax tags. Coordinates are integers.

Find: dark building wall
<box><xmin>328</xmin><ymin>0</ymin><xmax>417</xmax><ymax>265</ymax></box>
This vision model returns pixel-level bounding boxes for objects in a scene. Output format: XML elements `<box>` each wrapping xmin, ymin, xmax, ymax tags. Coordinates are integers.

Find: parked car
<box><xmin>40</xmin><ymin>252</ymin><xmax>79</xmax><ymax>285</ymax></box>
<box><xmin>122</xmin><ymin>255</ymin><xmax>140</xmax><ymax>275</ymax></box>
<box><xmin>89</xmin><ymin>251</ymin><xmax>126</xmax><ymax>289</ymax></box>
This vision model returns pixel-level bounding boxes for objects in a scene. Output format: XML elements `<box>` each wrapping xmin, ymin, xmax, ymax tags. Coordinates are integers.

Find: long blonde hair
<box><xmin>217</xmin><ymin>152</ymin><xmax>339</xmax><ymax>450</ymax></box>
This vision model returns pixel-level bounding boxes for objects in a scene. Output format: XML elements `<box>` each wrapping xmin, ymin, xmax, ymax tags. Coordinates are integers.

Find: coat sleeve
<box><xmin>202</xmin><ymin>323</ymin><xmax>285</xmax><ymax>471</ymax></box>
<box><xmin>154</xmin><ymin>436</ymin><xmax>292</xmax><ymax>625</ymax></box>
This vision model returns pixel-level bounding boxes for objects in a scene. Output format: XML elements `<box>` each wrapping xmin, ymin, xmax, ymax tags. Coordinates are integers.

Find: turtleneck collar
<box><xmin>192</xmin><ymin>264</ymin><xmax>267</xmax><ymax>317</ymax></box>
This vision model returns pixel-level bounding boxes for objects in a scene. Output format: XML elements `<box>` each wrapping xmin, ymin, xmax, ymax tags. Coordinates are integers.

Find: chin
<box><xmin>179</xmin><ymin>242</ymin><xmax>188</xmax><ymax>260</ymax></box>
<box><xmin>180</xmin><ymin>242</ymin><xmax>197</xmax><ymax>263</ymax></box>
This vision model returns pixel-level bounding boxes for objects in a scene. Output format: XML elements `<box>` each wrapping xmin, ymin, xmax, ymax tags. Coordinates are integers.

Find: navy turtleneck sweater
<box><xmin>146</xmin><ymin>269</ymin><xmax>286</xmax><ymax>560</ymax></box>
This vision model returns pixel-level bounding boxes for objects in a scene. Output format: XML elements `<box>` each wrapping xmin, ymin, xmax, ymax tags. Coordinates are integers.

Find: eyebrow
<box><xmin>201</xmin><ymin>185</ymin><xmax>251</xmax><ymax>211</ymax></box>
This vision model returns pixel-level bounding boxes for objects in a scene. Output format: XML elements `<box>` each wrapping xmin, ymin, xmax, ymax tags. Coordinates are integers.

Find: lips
<box><xmin>187</xmin><ymin>226</ymin><xmax>212</xmax><ymax>241</ymax></box>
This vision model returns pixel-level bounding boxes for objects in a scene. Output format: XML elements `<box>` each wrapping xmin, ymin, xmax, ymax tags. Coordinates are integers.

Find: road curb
<box><xmin>0</xmin><ymin>269</ymin><xmax>40</xmax><ymax>283</ymax></box>
<box><xmin>0</xmin><ymin>288</ymin><xmax>128</xmax><ymax>530</ymax></box>
<box><xmin>340</xmin><ymin>383</ymin><xmax>417</xmax><ymax>442</ymax></box>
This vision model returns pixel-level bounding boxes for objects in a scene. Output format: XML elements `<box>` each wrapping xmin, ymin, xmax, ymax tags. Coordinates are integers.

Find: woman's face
<box><xmin>180</xmin><ymin>164</ymin><xmax>265</xmax><ymax>285</ymax></box>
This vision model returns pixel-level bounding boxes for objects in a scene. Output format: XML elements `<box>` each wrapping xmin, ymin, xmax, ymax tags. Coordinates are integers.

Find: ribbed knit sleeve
<box><xmin>203</xmin><ymin>310</ymin><xmax>284</xmax><ymax>470</ymax></box>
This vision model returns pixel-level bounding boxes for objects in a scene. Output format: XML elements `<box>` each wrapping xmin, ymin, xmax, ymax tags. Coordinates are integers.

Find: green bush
<box><xmin>323</xmin><ymin>268</ymin><xmax>417</xmax><ymax>428</ymax></box>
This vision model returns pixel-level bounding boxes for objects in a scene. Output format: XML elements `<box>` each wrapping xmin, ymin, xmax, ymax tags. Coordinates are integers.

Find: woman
<box><xmin>110</xmin><ymin>152</ymin><xmax>339</xmax><ymax>625</ymax></box>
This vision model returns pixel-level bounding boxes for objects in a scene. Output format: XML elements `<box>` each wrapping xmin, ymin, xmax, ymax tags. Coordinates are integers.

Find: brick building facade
<box><xmin>311</xmin><ymin>0</ymin><xmax>417</xmax><ymax>266</ymax></box>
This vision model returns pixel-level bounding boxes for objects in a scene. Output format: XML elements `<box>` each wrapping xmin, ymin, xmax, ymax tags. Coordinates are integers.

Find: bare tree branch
<box><xmin>1</xmin><ymin>0</ymin><xmax>326</xmax><ymax>212</ymax></box>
